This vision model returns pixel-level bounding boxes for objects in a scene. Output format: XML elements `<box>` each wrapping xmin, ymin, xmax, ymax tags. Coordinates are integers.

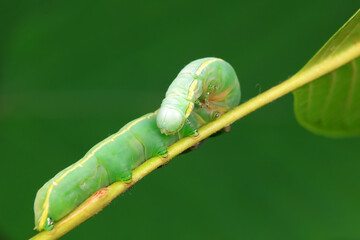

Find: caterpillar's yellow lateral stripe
<box><xmin>185</xmin><ymin>80</ymin><xmax>197</xmax><ymax>118</ymax></box>
<box><xmin>187</xmin><ymin>80</ymin><xmax>198</xmax><ymax>101</ymax></box>
<box><xmin>195</xmin><ymin>58</ymin><xmax>221</xmax><ymax>76</ymax></box>
<box><xmin>185</xmin><ymin>102</ymin><xmax>194</xmax><ymax>118</ymax></box>
<box><xmin>185</xmin><ymin>58</ymin><xmax>221</xmax><ymax>118</ymax></box>
<box><xmin>39</xmin><ymin>111</ymin><xmax>158</xmax><ymax>230</ymax></box>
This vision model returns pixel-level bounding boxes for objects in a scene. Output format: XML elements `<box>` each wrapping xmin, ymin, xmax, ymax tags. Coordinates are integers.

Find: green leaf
<box><xmin>293</xmin><ymin>9</ymin><xmax>360</xmax><ymax>137</ymax></box>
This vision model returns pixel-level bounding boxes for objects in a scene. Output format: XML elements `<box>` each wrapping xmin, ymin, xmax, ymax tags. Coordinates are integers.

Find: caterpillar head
<box><xmin>157</xmin><ymin>106</ymin><xmax>185</xmax><ymax>135</ymax></box>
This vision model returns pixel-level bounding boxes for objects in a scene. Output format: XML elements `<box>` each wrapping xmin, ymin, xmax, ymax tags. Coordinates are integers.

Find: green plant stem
<box><xmin>30</xmin><ymin>43</ymin><xmax>360</xmax><ymax>240</ymax></box>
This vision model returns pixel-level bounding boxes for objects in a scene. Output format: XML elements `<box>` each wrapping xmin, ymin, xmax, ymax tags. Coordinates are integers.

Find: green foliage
<box><xmin>293</xmin><ymin>10</ymin><xmax>360</xmax><ymax>137</ymax></box>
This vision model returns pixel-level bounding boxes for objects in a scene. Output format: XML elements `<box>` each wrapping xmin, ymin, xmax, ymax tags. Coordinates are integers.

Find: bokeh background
<box><xmin>1</xmin><ymin>1</ymin><xmax>359</xmax><ymax>239</ymax></box>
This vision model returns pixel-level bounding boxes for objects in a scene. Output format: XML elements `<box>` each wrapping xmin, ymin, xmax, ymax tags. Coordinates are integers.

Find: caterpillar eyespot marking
<box><xmin>34</xmin><ymin>57</ymin><xmax>241</xmax><ymax>231</ymax></box>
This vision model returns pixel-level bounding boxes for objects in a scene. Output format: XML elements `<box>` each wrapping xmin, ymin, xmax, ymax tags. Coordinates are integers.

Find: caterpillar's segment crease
<box><xmin>34</xmin><ymin>57</ymin><xmax>241</xmax><ymax>231</ymax></box>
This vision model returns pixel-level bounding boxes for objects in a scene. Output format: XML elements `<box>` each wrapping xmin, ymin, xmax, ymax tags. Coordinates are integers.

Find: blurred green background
<box><xmin>1</xmin><ymin>1</ymin><xmax>359</xmax><ymax>239</ymax></box>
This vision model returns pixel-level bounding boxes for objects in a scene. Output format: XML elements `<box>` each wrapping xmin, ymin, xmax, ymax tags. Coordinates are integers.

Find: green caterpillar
<box><xmin>34</xmin><ymin>57</ymin><xmax>241</xmax><ymax>231</ymax></box>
